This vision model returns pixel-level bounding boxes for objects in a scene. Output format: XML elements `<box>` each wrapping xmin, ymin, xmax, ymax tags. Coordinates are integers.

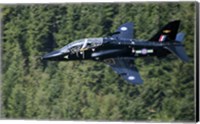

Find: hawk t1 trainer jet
<box><xmin>42</xmin><ymin>20</ymin><xmax>189</xmax><ymax>84</ymax></box>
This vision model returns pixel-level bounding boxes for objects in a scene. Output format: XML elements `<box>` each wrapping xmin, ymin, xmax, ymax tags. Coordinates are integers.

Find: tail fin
<box><xmin>165</xmin><ymin>33</ymin><xmax>189</xmax><ymax>62</ymax></box>
<box><xmin>149</xmin><ymin>20</ymin><xmax>180</xmax><ymax>42</ymax></box>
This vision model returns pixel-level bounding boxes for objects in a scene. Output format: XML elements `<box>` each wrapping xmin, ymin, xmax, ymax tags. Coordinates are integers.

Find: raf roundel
<box><xmin>128</xmin><ymin>76</ymin><xmax>135</xmax><ymax>80</ymax></box>
<box><xmin>141</xmin><ymin>48</ymin><xmax>147</xmax><ymax>55</ymax></box>
<box><xmin>121</xmin><ymin>27</ymin><xmax>127</xmax><ymax>31</ymax></box>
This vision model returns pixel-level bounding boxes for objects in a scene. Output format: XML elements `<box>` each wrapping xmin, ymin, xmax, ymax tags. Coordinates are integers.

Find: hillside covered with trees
<box><xmin>1</xmin><ymin>2</ymin><xmax>196</xmax><ymax>121</ymax></box>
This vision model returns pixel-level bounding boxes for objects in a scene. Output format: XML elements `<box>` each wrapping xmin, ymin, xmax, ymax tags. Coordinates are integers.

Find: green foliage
<box><xmin>1</xmin><ymin>3</ymin><xmax>195</xmax><ymax>121</ymax></box>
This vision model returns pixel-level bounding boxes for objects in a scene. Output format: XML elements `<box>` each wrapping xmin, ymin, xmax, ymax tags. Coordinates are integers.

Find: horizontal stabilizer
<box><xmin>165</xmin><ymin>46</ymin><xmax>190</xmax><ymax>62</ymax></box>
<box><xmin>176</xmin><ymin>32</ymin><xmax>185</xmax><ymax>42</ymax></box>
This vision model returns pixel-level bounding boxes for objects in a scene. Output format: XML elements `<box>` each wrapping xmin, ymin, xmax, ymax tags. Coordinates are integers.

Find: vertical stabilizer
<box><xmin>149</xmin><ymin>20</ymin><xmax>180</xmax><ymax>42</ymax></box>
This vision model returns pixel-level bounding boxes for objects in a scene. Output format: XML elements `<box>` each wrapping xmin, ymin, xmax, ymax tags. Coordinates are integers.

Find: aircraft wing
<box><xmin>112</xmin><ymin>22</ymin><xmax>134</xmax><ymax>39</ymax></box>
<box><xmin>104</xmin><ymin>57</ymin><xmax>143</xmax><ymax>84</ymax></box>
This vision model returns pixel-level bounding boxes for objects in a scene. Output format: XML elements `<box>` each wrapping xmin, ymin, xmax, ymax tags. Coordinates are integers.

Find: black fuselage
<box><xmin>42</xmin><ymin>37</ymin><xmax>183</xmax><ymax>61</ymax></box>
<box><xmin>42</xmin><ymin>20</ymin><xmax>189</xmax><ymax>84</ymax></box>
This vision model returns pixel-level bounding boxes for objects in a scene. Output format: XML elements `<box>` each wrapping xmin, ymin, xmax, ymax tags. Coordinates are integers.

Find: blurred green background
<box><xmin>1</xmin><ymin>2</ymin><xmax>196</xmax><ymax>121</ymax></box>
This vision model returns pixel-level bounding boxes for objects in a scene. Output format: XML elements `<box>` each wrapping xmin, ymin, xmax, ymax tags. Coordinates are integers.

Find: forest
<box><xmin>1</xmin><ymin>2</ymin><xmax>196</xmax><ymax>121</ymax></box>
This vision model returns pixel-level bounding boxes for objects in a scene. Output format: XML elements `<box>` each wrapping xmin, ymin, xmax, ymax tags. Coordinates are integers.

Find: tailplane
<box><xmin>175</xmin><ymin>32</ymin><xmax>185</xmax><ymax>42</ymax></box>
<box><xmin>165</xmin><ymin>46</ymin><xmax>190</xmax><ymax>62</ymax></box>
<box><xmin>165</xmin><ymin>32</ymin><xmax>189</xmax><ymax>62</ymax></box>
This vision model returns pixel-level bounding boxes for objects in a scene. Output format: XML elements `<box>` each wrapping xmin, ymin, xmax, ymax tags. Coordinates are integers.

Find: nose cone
<box><xmin>41</xmin><ymin>50</ymin><xmax>62</xmax><ymax>60</ymax></box>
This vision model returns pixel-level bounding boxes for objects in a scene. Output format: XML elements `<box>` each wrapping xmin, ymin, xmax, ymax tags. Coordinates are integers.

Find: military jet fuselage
<box><xmin>42</xmin><ymin>20</ymin><xmax>189</xmax><ymax>84</ymax></box>
<box><xmin>42</xmin><ymin>37</ymin><xmax>182</xmax><ymax>61</ymax></box>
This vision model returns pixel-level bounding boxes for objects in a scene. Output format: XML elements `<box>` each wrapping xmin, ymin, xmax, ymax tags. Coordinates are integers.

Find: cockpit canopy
<box><xmin>60</xmin><ymin>38</ymin><xmax>103</xmax><ymax>53</ymax></box>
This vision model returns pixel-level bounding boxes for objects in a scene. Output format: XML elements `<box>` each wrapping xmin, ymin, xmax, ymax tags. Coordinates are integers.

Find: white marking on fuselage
<box><xmin>64</xmin><ymin>55</ymin><xmax>69</xmax><ymax>59</ymax></box>
<box><xmin>136</xmin><ymin>49</ymin><xmax>154</xmax><ymax>54</ymax></box>
<box><xmin>136</xmin><ymin>50</ymin><xmax>142</xmax><ymax>54</ymax></box>
<box><xmin>121</xmin><ymin>27</ymin><xmax>127</xmax><ymax>31</ymax></box>
<box><xmin>128</xmin><ymin>76</ymin><xmax>135</xmax><ymax>80</ymax></box>
<box><xmin>147</xmin><ymin>49</ymin><xmax>153</xmax><ymax>53</ymax></box>
<box><xmin>132</xmin><ymin>48</ymin><xmax>135</xmax><ymax>53</ymax></box>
